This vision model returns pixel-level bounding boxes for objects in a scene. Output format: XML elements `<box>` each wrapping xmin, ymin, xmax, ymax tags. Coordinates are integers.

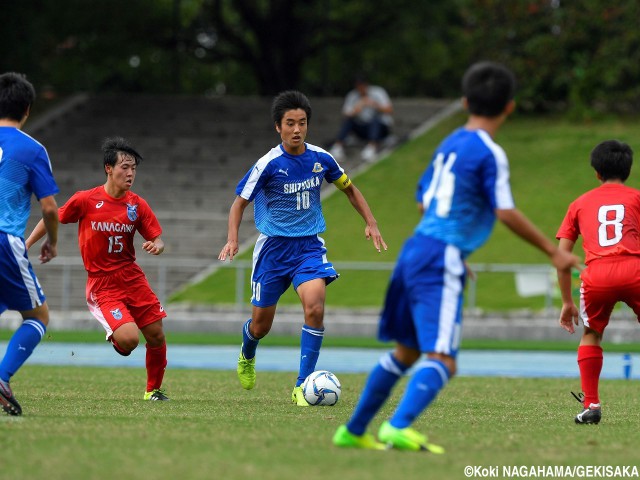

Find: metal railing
<box><xmin>33</xmin><ymin>256</ymin><xmax>558</xmax><ymax>311</ymax></box>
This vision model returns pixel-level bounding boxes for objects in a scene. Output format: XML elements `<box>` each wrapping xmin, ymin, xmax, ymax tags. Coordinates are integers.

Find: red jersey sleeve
<box><xmin>58</xmin><ymin>190</ymin><xmax>88</xmax><ymax>225</ymax></box>
<box><xmin>136</xmin><ymin>197</ymin><xmax>162</xmax><ymax>241</ymax></box>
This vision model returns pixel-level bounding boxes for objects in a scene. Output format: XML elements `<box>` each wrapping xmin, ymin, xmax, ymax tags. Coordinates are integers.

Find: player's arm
<box><xmin>218</xmin><ymin>195</ymin><xmax>250</xmax><ymax>261</ymax></box>
<box><xmin>142</xmin><ymin>236</ymin><xmax>164</xmax><ymax>255</ymax></box>
<box><xmin>333</xmin><ymin>174</ymin><xmax>387</xmax><ymax>253</ymax></box>
<box><xmin>556</xmin><ymin>237</ymin><xmax>579</xmax><ymax>334</ymax></box>
<box><xmin>26</xmin><ymin>195</ymin><xmax>59</xmax><ymax>263</ymax></box>
<box><xmin>496</xmin><ymin>208</ymin><xmax>581</xmax><ymax>271</ymax></box>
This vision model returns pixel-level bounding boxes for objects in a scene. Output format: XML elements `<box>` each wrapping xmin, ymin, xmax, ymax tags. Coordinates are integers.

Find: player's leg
<box><xmin>574</xmin><ymin>327</ymin><xmax>603</xmax><ymax>424</ymax></box>
<box><xmin>334</xmin><ymin>245</ymin><xmax>414</xmax><ymax>447</ymax></box>
<box><xmin>0</xmin><ymin>234</ymin><xmax>50</xmax><ymax>415</ymax></box>
<box><xmin>574</xmin><ymin>266</ymin><xmax>615</xmax><ymax>424</ymax></box>
<box><xmin>295</xmin><ymin>278</ymin><xmax>326</xmax><ymax>384</ymax></box>
<box><xmin>237</xmin><ymin>236</ymin><xmax>292</xmax><ymax>389</ymax></box>
<box><xmin>237</xmin><ymin>305</ymin><xmax>277</xmax><ymax>390</ymax></box>
<box><xmin>124</xmin><ymin>269</ymin><xmax>169</xmax><ymax>401</ymax></box>
<box><xmin>291</xmin><ymin>236</ymin><xmax>339</xmax><ymax>405</ymax></box>
<box><xmin>140</xmin><ymin>320</ymin><xmax>169</xmax><ymax>401</ymax></box>
<box><xmin>289</xmin><ymin>278</ymin><xmax>327</xmax><ymax>406</ymax></box>
<box><xmin>378</xmin><ymin>242</ymin><xmax>463</xmax><ymax>452</ymax></box>
<box><xmin>0</xmin><ymin>304</ymin><xmax>49</xmax><ymax>416</ymax></box>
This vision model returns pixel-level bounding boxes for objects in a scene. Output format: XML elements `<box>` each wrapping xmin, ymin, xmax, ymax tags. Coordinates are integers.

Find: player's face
<box><xmin>106</xmin><ymin>153</ymin><xmax>137</xmax><ymax>193</ymax></box>
<box><xmin>276</xmin><ymin>109</ymin><xmax>307</xmax><ymax>155</ymax></box>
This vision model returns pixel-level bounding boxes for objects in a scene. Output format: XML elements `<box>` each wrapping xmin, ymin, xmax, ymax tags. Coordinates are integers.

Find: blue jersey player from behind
<box><xmin>333</xmin><ymin>62</ymin><xmax>582</xmax><ymax>451</ymax></box>
<box><xmin>0</xmin><ymin>72</ymin><xmax>59</xmax><ymax>416</ymax></box>
<box><xmin>219</xmin><ymin>90</ymin><xmax>387</xmax><ymax>406</ymax></box>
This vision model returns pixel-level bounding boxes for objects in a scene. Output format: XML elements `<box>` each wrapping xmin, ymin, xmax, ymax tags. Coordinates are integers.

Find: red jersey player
<box><xmin>556</xmin><ymin>139</ymin><xmax>640</xmax><ymax>424</ymax></box>
<box><xmin>27</xmin><ymin>137</ymin><xmax>169</xmax><ymax>401</ymax></box>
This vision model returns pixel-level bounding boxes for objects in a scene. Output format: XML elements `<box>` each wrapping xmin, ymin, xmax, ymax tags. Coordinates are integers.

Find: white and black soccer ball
<box><xmin>302</xmin><ymin>370</ymin><xmax>341</xmax><ymax>406</ymax></box>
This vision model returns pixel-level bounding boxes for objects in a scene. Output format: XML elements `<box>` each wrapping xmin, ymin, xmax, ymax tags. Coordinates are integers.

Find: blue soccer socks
<box><xmin>389</xmin><ymin>358</ymin><xmax>450</xmax><ymax>429</ymax></box>
<box><xmin>296</xmin><ymin>325</ymin><xmax>324</xmax><ymax>386</ymax></box>
<box><xmin>346</xmin><ymin>352</ymin><xmax>410</xmax><ymax>436</ymax></box>
<box><xmin>0</xmin><ymin>318</ymin><xmax>46</xmax><ymax>382</ymax></box>
<box><xmin>241</xmin><ymin>319</ymin><xmax>260</xmax><ymax>360</ymax></box>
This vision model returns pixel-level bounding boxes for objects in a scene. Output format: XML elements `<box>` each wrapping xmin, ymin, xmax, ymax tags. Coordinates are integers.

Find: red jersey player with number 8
<box><xmin>556</xmin><ymin>140</ymin><xmax>640</xmax><ymax>424</ymax></box>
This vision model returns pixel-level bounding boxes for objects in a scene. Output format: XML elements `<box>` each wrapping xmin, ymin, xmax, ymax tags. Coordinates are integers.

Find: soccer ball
<box><xmin>302</xmin><ymin>370</ymin><xmax>342</xmax><ymax>406</ymax></box>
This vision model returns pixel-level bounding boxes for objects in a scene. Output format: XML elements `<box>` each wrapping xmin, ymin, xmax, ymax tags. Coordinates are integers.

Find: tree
<box><xmin>185</xmin><ymin>0</ymin><xmax>408</xmax><ymax>95</ymax></box>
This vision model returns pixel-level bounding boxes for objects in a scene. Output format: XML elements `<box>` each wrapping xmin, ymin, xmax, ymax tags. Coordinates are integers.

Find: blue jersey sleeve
<box><xmin>29</xmin><ymin>147</ymin><xmax>59</xmax><ymax>200</ymax></box>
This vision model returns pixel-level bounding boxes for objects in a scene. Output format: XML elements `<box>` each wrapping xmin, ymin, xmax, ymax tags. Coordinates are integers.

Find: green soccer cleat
<box><xmin>378</xmin><ymin>421</ymin><xmax>445</xmax><ymax>454</ymax></box>
<box><xmin>237</xmin><ymin>348</ymin><xmax>256</xmax><ymax>390</ymax></box>
<box><xmin>333</xmin><ymin>425</ymin><xmax>386</xmax><ymax>450</ymax></box>
<box><xmin>291</xmin><ymin>386</ymin><xmax>309</xmax><ymax>407</ymax></box>
<box><xmin>144</xmin><ymin>388</ymin><xmax>170</xmax><ymax>401</ymax></box>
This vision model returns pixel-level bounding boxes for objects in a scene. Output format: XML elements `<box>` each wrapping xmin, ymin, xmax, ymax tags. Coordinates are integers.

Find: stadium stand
<box><xmin>24</xmin><ymin>94</ymin><xmax>454</xmax><ymax>310</ymax></box>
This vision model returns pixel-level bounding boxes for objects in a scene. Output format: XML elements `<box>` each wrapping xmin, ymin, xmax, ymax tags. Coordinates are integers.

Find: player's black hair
<box><xmin>590</xmin><ymin>140</ymin><xmax>633</xmax><ymax>182</ymax></box>
<box><xmin>102</xmin><ymin>137</ymin><xmax>143</xmax><ymax>172</ymax></box>
<box><xmin>271</xmin><ymin>90</ymin><xmax>312</xmax><ymax>126</ymax></box>
<box><xmin>0</xmin><ymin>72</ymin><xmax>36</xmax><ymax>121</ymax></box>
<box><xmin>462</xmin><ymin>61</ymin><xmax>516</xmax><ymax>117</ymax></box>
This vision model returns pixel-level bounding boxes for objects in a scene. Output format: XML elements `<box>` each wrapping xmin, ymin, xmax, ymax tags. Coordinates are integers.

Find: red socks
<box><xmin>577</xmin><ymin>345</ymin><xmax>603</xmax><ymax>407</ymax></box>
<box><xmin>146</xmin><ymin>342</ymin><xmax>167</xmax><ymax>392</ymax></box>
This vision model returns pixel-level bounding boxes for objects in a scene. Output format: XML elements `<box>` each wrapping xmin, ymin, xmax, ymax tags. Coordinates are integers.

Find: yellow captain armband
<box><xmin>333</xmin><ymin>173</ymin><xmax>352</xmax><ymax>190</ymax></box>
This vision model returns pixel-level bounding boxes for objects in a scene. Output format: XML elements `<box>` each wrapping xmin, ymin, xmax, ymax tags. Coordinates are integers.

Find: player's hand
<box><xmin>219</xmin><ymin>240</ymin><xmax>239</xmax><ymax>261</ymax></box>
<box><xmin>142</xmin><ymin>240</ymin><xmax>164</xmax><ymax>255</ymax></box>
<box><xmin>559</xmin><ymin>302</ymin><xmax>579</xmax><ymax>334</ymax></box>
<box><xmin>464</xmin><ymin>261</ymin><xmax>476</xmax><ymax>281</ymax></box>
<box><xmin>551</xmin><ymin>248</ymin><xmax>582</xmax><ymax>272</ymax></box>
<box><xmin>39</xmin><ymin>240</ymin><xmax>57</xmax><ymax>264</ymax></box>
<box><xmin>364</xmin><ymin>224</ymin><xmax>387</xmax><ymax>253</ymax></box>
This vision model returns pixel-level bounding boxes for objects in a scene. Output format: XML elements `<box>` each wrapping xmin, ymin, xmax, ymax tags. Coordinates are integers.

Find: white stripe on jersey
<box><xmin>239</xmin><ymin>147</ymin><xmax>283</xmax><ymax>201</ymax></box>
<box><xmin>8</xmin><ymin>234</ymin><xmax>42</xmax><ymax>309</ymax></box>
<box><xmin>434</xmin><ymin>244</ymin><xmax>464</xmax><ymax>354</ymax></box>
<box><xmin>15</xmin><ymin>129</ymin><xmax>54</xmax><ymax>172</ymax></box>
<box><xmin>476</xmin><ymin>130</ymin><xmax>515</xmax><ymax>209</ymax></box>
<box><xmin>87</xmin><ymin>291</ymin><xmax>114</xmax><ymax>339</ymax></box>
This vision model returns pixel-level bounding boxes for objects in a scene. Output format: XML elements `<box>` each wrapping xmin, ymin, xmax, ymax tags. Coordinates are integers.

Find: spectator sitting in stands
<box><xmin>330</xmin><ymin>75</ymin><xmax>393</xmax><ymax>162</ymax></box>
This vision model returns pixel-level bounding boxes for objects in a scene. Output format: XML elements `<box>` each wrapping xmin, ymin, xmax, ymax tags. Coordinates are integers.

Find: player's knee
<box><xmin>250</xmin><ymin>322</ymin><xmax>272</xmax><ymax>338</ymax></box>
<box><xmin>21</xmin><ymin>304</ymin><xmax>50</xmax><ymax>326</ymax></box>
<box><xmin>427</xmin><ymin>353</ymin><xmax>457</xmax><ymax>378</ymax></box>
<box><xmin>303</xmin><ymin>303</ymin><xmax>324</xmax><ymax>324</ymax></box>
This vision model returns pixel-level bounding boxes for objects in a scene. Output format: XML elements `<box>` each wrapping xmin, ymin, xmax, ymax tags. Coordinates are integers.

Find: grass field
<box><xmin>2</xmin><ymin>365</ymin><xmax>638</xmax><ymax>480</ymax></box>
<box><xmin>169</xmin><ymin>113</ymin><xmax>640</xmax><ymax>312</ymax></box>
<box><xmin>3</xmin><ymin>328</ymin><xmax>640</xmax><ymax>353</ymax></box>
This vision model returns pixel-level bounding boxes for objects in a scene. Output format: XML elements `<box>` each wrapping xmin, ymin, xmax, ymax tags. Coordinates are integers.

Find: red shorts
<box><xmin>86</xmin><ymin>263</ymin><xmax>167</xmax><ymax>339</ymax></box>
<box><xmin>579</xmin><ymin>256</ymin><xmax>640</xmax><ymax>334</ymax></box>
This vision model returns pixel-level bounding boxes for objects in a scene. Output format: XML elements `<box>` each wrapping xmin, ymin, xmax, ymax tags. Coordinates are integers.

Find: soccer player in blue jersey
<box><xmin>218</xmin><ymin>90</ymin><xmax>387</xmax><ymax>406</ymax></box>
<box><xmin>333</xmin><ymin>61</ymin><xmax>582</xmax><ymax>451</ymax></box>
<box><xmin>0</xmin><ymin>72</ymin><xmax>59</xmax><ymax>416</ymax></box>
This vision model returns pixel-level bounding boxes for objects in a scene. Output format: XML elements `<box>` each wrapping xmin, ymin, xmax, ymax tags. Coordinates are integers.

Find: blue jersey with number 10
<box><xmin>415</xmin><ymin>128</ymin><xmax>515</xmax><ymax>258</ymax></box>
<box><xmin>236</xmin><ymin>143</ymin><xmax>345</xmax><ymax>237</ymax></box>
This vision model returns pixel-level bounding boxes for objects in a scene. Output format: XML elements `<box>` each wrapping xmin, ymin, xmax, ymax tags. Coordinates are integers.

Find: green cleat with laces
<box><xmin>333</xmin><ymin>425</ymin><xmax>386</xmax><ymax>450</ymax></box>
<box><xmin>237</xmin><ymin>348</ymin><xmax>256</xmax><ymax>390</ymax></box>
<box><xmin>378</xmin><ymin>421</ymin><xmax>444</xmax><ymax>454</ymax></box>
<box><xmin>291</xmin><ymin>386</ymin><xmax>309</xmax><ymax>407</ymax></box>
<box><xmin>144</xmin><ymin>388</ymin><xmax>170</xmax><ymax>401</ymax></box>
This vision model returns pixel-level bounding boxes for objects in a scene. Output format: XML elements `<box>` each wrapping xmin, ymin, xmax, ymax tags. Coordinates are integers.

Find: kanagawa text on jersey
<box><xmin>91</xmin><ymin>221</ymin><xmax>135</xmax><ymax>233</ymax></box>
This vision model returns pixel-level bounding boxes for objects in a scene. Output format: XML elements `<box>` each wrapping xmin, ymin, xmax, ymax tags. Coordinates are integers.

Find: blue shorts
<box><xmin>250</xmin><ymin>234</ymin><xmax>339</xmax><ymax>307</ymax></box>
<box><xmin>378</xmin><ymin>234</ymin><xmax>465</xmax><ymax>357</ymax></box>
<box><xmin>0</xmin><ymin>232</ymin><xmax>46</xmax><ymax>314</ymax></box>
